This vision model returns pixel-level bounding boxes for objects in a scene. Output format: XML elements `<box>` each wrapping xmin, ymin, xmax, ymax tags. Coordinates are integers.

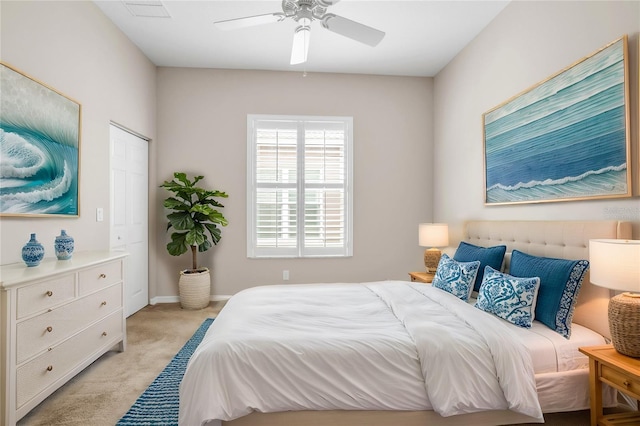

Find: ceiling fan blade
<box><xmin>321</xmin><ymin>14</ymin><xmax>384</xmax><ymax>47</ymax></box>
<box><xmin>290</xmin><ymin>26</ymin><xmax>311</xmax><ymax>65</ymax></box>
<box><xmin>316</xmin><ymin>0</ymin><xmax>341</xmax><ymax>6</ymax></box>
<box><xmin>214</xmin><ymin>13</ymin><xmax>284</xmax><ymax>31</ymax></box>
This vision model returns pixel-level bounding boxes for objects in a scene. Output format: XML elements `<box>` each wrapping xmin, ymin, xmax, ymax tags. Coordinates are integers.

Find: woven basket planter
<box><xmin>609</xmin><ymin>293</ymin><xmax>640</xmax><ymax>358</ymax></box>
<box><xmin>179</xmin><ymin>268</ymin><xmax>211</xmax><ymax>310</ymax></box>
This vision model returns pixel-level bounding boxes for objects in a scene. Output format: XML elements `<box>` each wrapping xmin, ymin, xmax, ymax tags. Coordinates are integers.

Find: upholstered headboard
<box><xmin>462</xmin><ymin>220</ymin><xmax>632</xmax><ymax>339</ymax></box>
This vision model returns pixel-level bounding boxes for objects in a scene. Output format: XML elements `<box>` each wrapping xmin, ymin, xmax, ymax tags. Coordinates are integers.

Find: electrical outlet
<box><xmin>283</xmin><ymin>270</ymin><xmax>289</xmax><ymax>281</ymax></box>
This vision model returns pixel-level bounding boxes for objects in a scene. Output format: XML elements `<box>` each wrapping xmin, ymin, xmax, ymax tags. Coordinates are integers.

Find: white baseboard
<box><xmin>149</xmin><ymin>295</ymin><xmax>232</xmax><ymax>305</ymax></box>
<box><xmin>150</xmin><ymin>296</ymin><xmax>179</xmax><ymax>304</ymax></box>
<box><xmin>212</xmin><ymin>295</ymin><xmax>232</xmax><ymax>302</ymax></box>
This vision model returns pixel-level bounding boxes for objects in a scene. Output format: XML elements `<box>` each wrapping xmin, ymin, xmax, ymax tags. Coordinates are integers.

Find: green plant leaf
<box><xmin>213</xmin><ymin>190</ymin><xmax>229</xmax><ymax>198</ymax></box>
<box><xmin>198</xmin><ymin>239</ymin><xmax>212</xmax><ymax>252</ymax></box>
<box><xmin>207</xmin><ymin>210</ymin><xmax>228</xmax><ymax>226</ymax></box>
<box><xmin>163</xmin><ymin>197</ymin><xmax>189</xmax><ymax>210</ymax></box>
<box><xmin>174</xmin><ymin>172</ymin><xmax>189</xmax><ymax>186</ymax></box>
<box><xmin>201</xmin><ymin>197</ymin><xmax>225</xmax><ymax>208</ymax></box>
<box><xmin>167</xmin><ymin>232</ymin><xmax>188</xmax><ymax>256</ymax></box>
<box><xmin>205</xmin><ymin>223</ymin><xmax>222</xmax><ymax>245</ymax></box>
<box><xmin>200</xmin><ymin>189</ymin><xmax>227</xmax><ymax>201</ymax></box>
<box><xmin>191</xmin><ymin>204</ymin><xmax>214</xmax><ymax>215</ymax></box>
<box><xmin>168</xmin><ymin>211</ymin><xmax>194</xmax><ymax>231</ymax></box>
<box><xmin>185</xmin><ymin>226</ymin><xmax>206</xmax><ymax>246</ymax></box>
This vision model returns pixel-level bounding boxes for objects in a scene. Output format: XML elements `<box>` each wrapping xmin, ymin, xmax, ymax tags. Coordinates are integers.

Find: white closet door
<box><xmin>110</xmin><ymin>125</ymin><xmax>149</xmax><ymax>317</ymax></box>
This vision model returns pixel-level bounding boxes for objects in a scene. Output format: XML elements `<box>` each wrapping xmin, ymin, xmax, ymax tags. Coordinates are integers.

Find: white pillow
<box><xmin>475</xmin><ymin>265</ymin><xmax>540</xmax><ymax>328</ymax></box>
<box><xmin>432</xmin><ymin>254</ymin><xmax>480</xmax><ymax>301</ymax></box>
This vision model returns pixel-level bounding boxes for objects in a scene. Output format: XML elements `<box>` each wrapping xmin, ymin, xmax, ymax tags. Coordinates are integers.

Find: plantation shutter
<box><xmin>247</xmin><ymin>115</ymin><xmax>353</xmax><ymax>258</ymax></box>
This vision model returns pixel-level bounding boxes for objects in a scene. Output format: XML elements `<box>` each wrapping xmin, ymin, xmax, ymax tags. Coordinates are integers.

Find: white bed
<box><xmin>179</xmin><ymin>220</ymin><xmax>632</xmax><ymax>426</ymax></box>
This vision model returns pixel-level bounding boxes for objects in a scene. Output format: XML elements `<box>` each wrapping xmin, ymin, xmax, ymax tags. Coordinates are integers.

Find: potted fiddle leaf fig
<box><xmin>161</xmin><ymin>172</ymin><xmax>228</xmax><ymax>309</ymax></box>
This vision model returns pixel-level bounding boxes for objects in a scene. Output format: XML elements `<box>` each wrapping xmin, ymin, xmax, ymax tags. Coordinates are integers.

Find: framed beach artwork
<box><xmin>0</xmin><ymin>63</ymin><xmax>81</xmax><ymax>216</ymax></box>
<box><xmin>483</xmin><ymin>35</ymin><xmax>630</xmax><ymax>205</ymax></box>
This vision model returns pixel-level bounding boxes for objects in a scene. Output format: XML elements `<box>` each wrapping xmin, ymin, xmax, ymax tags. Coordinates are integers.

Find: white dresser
<box><xmin>0</xmin><ymin>251</ymin><xmax>127</xmax><ymax>426</ymax></box>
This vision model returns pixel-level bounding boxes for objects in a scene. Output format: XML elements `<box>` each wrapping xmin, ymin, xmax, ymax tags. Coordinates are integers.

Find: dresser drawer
<box><xmin>16</xmin><ymin>275</ymin><xmax>75</xmax><ymax>319</ymax></box>
<box><xmin>16</xmin><ymin>284</ymin><xmax>122</xmax><ymax>363</ymax></box>
<box><xmin>16</xmin><ymin>311</ymin><xmax>123</xmax><ymax>408</ymax></box>
<box><xmin>600</xmin><ymin>364</ymin><xmax>640</xmax><ymax>400</ymax></box>
<box><xmin>78</xmin><ymin>260</ymin><xmax>122</xmax><ymax>295</ymax></box>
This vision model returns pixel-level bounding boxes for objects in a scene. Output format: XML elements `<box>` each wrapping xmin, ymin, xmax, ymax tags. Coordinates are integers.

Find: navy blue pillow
<box><xmin>453</xmin><ymin>241</ymin><xmax>507</xmax><ymax>292</ymax></box>
<box><xmin>509</xmin><ymin>250</ymin><xmax>589</xmax><ymax>338</ymax></box>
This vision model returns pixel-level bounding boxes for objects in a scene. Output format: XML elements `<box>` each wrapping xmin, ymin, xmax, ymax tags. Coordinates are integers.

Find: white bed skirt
<box><xmin>199</xmin><ymin>367</ymin><xmax>615</xmax><ymax>426</ymax></box>
<box><xmin>537</xmin><ymin>368</ymin><xmax>616</xmax><ymax>413</ymax></box>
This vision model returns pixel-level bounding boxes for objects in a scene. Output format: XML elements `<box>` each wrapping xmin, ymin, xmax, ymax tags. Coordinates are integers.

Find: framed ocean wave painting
<box><xmin>483</xmin><ymin>35</ymin><xmax>630</xmax><ymax>205</ymax></box>
<box><xmin>0</xmin><ymin>63</ymin><xmax>81</xmax><ymax>216</ymax></box>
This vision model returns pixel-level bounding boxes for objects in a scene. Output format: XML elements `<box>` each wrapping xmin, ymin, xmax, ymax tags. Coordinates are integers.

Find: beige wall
<box><xmin>156</xmin><ymin>68</ymin><xmax>433</xmax><ymax>296</ymax></box>
<box><xmin>0</xmin><ymin>2</ymin><xmax>158</xmax><ymax>294</ymax></box>
<box><xmin>7</xmin><ymin>1</ymin><xmax>636</xmax><ymax>301</ymax></box>
<box><xmin>433</xmin><ymin>0</ymin><xmax>640</xmax><ymax>242</ymax></box>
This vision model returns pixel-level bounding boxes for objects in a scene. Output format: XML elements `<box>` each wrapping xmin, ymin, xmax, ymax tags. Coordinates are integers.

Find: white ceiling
<box><xmin>93</xmin><ymin>0</ymin><xmax>510</xmax><ymax>77</ymax></box>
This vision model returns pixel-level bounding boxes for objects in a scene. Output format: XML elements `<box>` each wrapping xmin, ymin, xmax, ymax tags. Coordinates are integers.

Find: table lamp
<box><xmin>419</xmin><ymin>223</ymin><xmax>449</xmax><ymax>275</ymax></box>
<box><xmin>589</xmin><ymin>239</ymin><xmax>640</xmax><ymax>358</ymax></box>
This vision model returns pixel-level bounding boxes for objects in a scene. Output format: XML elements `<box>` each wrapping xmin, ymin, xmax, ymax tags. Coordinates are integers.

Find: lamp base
<box><xmin>609</xmin><ymin>293</ymin><xmax>640</xmax><ymax>358</ymax></box>
<box><xmin>424</xmin><ymin>248</ymin><xmax>442</xmax><ymax>274</ymax></box>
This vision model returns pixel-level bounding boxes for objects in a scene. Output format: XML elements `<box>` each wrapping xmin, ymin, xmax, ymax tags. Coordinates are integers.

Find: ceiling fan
<box><xmin>213</xmin><ymin>0</ymin><xmax>385</xmax><ymax>65</ymax></box>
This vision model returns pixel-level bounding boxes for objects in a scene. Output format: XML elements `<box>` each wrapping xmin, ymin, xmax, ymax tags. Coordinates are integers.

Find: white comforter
<box><xmin>179</xmin><ymin>281</ymin><xmax>544</xmax><ymax>425</ymax></box>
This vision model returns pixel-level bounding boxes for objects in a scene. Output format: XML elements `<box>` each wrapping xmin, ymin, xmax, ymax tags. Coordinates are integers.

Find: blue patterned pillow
<box><xmin>509</xmin><ymin>250</ymin><xmax>589</xmax><ymax>338</ymax></box>
<box><xmin>432</xmin><ymin>254</ymin><xmax>480</xmax><ymax>301</ymax></box>
<box><xmin>454</xmin><ymin>241</ymin><xmax>507</xmax><ymax>292</ymax></box>
<box><xmin>476</xmin><ymin>266</ymin><xmax>540</xmax><ymax>328</ymax></box>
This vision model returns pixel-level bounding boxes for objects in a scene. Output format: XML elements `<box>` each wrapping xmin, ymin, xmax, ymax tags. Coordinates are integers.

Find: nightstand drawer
<box><xmin>408</xmin><ymin>272</ymin><xmax>434</xmax><ymax>283</ymax></box>
<box><xmin>600</xmin><ymin>364</ymin><xmax>640</xmax><ymax>400</ymax></box>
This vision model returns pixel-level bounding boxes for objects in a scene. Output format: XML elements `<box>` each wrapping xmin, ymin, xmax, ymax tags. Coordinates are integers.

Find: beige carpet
<box><xmin>16</xmin><ymin>301</ymin><xmax>611</xmax><ymax>426</ymax></box>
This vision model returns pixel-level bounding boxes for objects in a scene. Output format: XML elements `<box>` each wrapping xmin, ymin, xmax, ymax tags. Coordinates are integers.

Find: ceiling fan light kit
<box><xmin>291</xmin><ymin>25</ymin><xmax>311</xmax><ymax>64</ymax></box>
<box><xmin>214</xmin><ymin>0</ymin><xmax>385</xmax><ymax>65</ymax></box>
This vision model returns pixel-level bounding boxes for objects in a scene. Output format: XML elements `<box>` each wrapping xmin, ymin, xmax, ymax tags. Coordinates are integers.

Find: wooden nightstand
<box><xmin>579</xmin><ymin>345</ymin><xmax>640</xmax><ymax>426</ymax></box>
<box><xmin>408</xmin><ymin>272</ymin><xmax>434</xmax><ymax>283</ymax></box>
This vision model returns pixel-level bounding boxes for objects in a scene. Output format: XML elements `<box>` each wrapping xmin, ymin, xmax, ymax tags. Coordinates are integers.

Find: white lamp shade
<box><xmin>419</xmin><ymin>223</ymin><xmax>449</xmax><ymax>248</ymax></box>
<box><xmin>589</xmin><ymin>239</ymin><xmax>640</xmax><ymax>292</ymax></box>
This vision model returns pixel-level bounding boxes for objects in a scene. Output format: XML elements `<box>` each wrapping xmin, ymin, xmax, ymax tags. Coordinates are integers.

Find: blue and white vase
<box><xmin>22</xmin><ymin>233</ymin><xmax>45</xmax><ymax>267</ymax></box>
<box><xmin>55</xmin><ymin>230</ymin><xmax>74</xmax><ymax>260</ymax></box>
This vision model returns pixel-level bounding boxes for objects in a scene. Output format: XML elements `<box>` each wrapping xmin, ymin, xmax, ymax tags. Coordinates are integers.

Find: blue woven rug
<box><xmin>117</xmin><ymin>318</ymin><xmax>214</xmax><ymax>425</ymax></box>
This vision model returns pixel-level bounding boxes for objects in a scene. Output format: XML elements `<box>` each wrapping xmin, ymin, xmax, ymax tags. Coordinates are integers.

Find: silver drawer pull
<box><xmin>99</xmin><ymin>273</ymin><xmax>107</xmax><ymax>279</ymax></box>
<box><xmin>45</xmin><ymin>290</ymin><xmax>53</xmax><ymax>297</ymax></box>
<box><xmin>100</xmin><ymin>301</ymin><xmax>107</xmax><ymax>306</ymax></box>
<box><xmin>46</xmin><ymin>365</ymin><xmax>53</xmax><ymax>372</ymax></box>
<box><xmin>102</xmin><ymin>331</ymin><xmax>108</xmax><ymax>337</ymax></box>
<box><xmin>46</xmin><ymin>326</ymin><xmax>53</xmax><ymax>333</ymax></box>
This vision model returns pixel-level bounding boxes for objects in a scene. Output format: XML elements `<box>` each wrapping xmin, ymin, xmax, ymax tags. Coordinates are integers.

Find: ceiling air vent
<box><xmin>123</xmin><ymin>1</ymin><xmax>171</xmax><ymax>18</ymax></box>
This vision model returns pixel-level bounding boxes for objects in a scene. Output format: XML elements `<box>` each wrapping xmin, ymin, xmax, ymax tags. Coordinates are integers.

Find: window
<box><xmin>247</xmin><ymin>115</ymin><xmax>353</xmax><ymax>258</ymax></box>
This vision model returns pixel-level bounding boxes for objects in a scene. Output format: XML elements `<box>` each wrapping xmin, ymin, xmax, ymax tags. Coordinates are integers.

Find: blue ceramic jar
<box><xmin>55</xmin><ymin>229</ymin><xmax>74</xmax><ymax>260</ymax></box>
<box><xmin>22</xmin><ymin>233</ymin><xmax>45</xmax><ymax>267</ymax></box>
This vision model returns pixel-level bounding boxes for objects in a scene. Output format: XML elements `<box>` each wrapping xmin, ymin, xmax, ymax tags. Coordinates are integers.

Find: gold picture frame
<box><xmin>483</xmin><ymin>36</ymin><xmax>631</xmax><ymax>205</ymax></box>
<box><xmin>0</xmin><ymin>62</ymin><xmax>81</xmax><ymax>217</ymax></box>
